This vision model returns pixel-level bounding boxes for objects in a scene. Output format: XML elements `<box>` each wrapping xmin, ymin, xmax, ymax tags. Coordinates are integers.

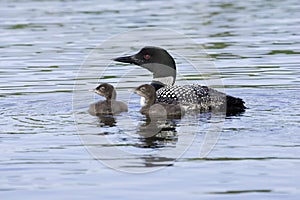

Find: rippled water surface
<box><xmin>1</xmin><ymin>0</ymin><xmax>300</xmax><ymax>199</ymax></box>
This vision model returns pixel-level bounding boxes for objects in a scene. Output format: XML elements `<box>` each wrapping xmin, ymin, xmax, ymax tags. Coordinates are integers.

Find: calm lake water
<box><xmin>1</xmin><ymin>0</ymin><xmax>300</xmax><ymax>199</ymax></box>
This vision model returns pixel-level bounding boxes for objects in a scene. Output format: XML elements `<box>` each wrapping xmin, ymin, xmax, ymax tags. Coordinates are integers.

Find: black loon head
<box><xmin>114</xmin><ymin>46</ymin><xmax>176</xmax><ymax>88</ymax></box>
<box><xmin>93</xmin><ymin>83</ymin><xmax>116</xmax><ymax>100</ymax></box>
<box><xmin>134</xmin><ymin>84</ymin><xmax>157</xmax><ymax>106</ymax></box>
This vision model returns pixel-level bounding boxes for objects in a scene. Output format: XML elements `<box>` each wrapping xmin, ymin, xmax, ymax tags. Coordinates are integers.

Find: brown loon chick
<box><xmin>88</xmin><ymin>83</ymin><xmax>128</xmax><ymax>115</ymax></box>
<box><xmin>135</xmin><ymin>84</ymin><xmax>184</xmax><ymax>118</ymax></box>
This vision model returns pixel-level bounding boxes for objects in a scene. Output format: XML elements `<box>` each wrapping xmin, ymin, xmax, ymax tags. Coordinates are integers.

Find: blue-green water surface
<box><xmin>1</xmin><ymin>0</ymin><xmax>300</xmax><ymax>199</ymax></box>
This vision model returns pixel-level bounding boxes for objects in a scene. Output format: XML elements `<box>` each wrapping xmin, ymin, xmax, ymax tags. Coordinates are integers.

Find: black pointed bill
<box><xmin>113</xmin><ymin>55</ymin><xmax>141</xmax><ymax>65</ymax></box>
<box><xmin>114</xmin><ymin>55</ymin><xmax>133</xmax><ymax>63</ymax></box>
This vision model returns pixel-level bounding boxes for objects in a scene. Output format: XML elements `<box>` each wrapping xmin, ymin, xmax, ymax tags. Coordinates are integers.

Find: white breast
<box><xmin>140</xmin><ymin>97</ymin><xmax>146</xmax><ymax>106</ymax></box>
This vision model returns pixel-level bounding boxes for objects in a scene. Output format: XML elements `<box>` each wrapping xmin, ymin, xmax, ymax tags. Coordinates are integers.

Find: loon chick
<box><xmin>135</xmin><ymin>84</ymin><xmax>184</xmax><ymax>118</ymax></box>
<box><xmin>114</xmin><ymin>46</ymin><xmax>246</xmax><ymax>115</ymax></box>
<box><xmin>88</xmin><ymin>83</ymin><xmax>128</xmax><ymax>115</ymax></box>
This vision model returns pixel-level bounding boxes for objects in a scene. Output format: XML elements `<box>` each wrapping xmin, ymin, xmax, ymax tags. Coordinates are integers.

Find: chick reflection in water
<box><xmin>88</xmin><ymin>83</ymin><xmax>128</xmax><ymax>126</ymax></box>
<box><xmin>137</xmin><ymin>116</ymin><xmax>179</xmax><ymax>148</ymax></box>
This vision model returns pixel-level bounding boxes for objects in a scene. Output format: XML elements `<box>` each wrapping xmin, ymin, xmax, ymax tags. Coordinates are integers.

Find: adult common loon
<box><xmin>88</xmin><ymin>83</ymin><xmax>128</xmax><ymax>115</ymax></box>
<box><xmin>135</xmin><ymin>84</ymin><xmax>184</xmax><ymax>118</ymax></box>
<box><xmin>114</xmin><ymin>46</ymin><xmax>246</xmax><ymax>115</ymax></box>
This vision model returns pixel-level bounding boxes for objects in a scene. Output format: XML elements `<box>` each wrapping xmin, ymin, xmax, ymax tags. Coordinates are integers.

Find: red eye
<box><xmin>144</xmin><ymin>54</ymin><xmax>151</xmax><ymax>60</ymax></box>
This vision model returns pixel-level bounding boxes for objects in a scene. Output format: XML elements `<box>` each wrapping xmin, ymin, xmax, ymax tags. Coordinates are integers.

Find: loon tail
<box><xmin>225</xmin><ymin>95</ymin><xmax>246</xmax><ymax>115</ymax></box>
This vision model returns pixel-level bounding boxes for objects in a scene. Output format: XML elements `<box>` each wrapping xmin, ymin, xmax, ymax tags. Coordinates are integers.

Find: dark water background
<box><xmin>1</xmin><ymin>0</ymin><xmax>300</xmax><ymax>199</ymax></box>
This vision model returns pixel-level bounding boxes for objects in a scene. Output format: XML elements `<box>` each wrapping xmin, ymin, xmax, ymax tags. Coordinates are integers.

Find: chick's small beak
<box><xmin>131</xmin><ymin>88</ymin><xmax>137</xmax><ymax>93</ymax></box>
<box><xmin>134</xmin><ymin>89</ymin><xmax>144</xmax><ymax>97</ymax></box>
